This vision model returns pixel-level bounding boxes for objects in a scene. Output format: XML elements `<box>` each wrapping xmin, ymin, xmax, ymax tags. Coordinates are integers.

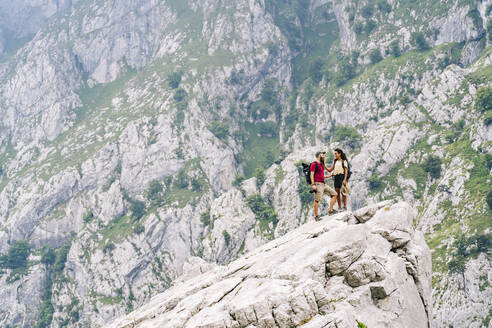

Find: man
<box><xmin>310</xmin><ymin>151</ymin><xmax>338</xmax><ymax>221</ymax></box>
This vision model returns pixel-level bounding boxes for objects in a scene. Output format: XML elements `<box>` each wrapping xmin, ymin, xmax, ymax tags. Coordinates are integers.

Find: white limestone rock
<box><xmin>353</xmin><ymin>200</ymin><xmax>394</xmax><ymax>223</ymax></box>
<box><xmin>106</xmin><ymin>202</ymin><xmax>431</xmax><ymax>328</ymax></box>
<box><xmin>202</xmin><ymin>188</ymin><xmax>256</xmax><ymax>264</ymax></box>
<box><xmin>367</xmin><ymin>202</ymin><xmax>416</xmax><ymax>249</ymax></box>
<box><xmin>173</xmin><ymin>256</ymin><xmax>218</xmax><ymax>285</ymax></box>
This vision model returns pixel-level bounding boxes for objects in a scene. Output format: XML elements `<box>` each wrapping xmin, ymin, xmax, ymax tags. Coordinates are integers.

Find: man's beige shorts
<box><xmin>314</xmin><ymin>182</ymin><xmax>337</xmax><ymax>202</ymax></box>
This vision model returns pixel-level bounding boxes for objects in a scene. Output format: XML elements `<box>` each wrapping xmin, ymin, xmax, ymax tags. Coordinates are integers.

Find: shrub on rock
<box><xmin>410</xmin><ymin>31</ymin><xmax>428</xmax><ymax>50</ymax></box>
<box><xmin>423</xmin><ymin>156</ymin><xmax>441</xmax><ymax>180</ymax></box>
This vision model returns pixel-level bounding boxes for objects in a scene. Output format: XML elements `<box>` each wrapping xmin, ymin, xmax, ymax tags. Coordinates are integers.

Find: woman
<box><xmin>327</xmin><ymin>148</ymin><xmax>349</xmax><ymax>211</ymax></box>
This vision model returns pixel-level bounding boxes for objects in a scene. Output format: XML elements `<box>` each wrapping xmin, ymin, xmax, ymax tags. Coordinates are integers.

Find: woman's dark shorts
<box><xmin>334</xmin><ymin>174</ymin><xmax>345</xmax><ymax>189</ymax></box>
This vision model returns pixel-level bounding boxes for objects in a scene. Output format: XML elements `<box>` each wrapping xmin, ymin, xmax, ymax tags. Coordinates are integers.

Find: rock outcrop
<box><xmin>107</xmin><ymin>201</ymin><xmax>432</xmax><ymax>328</ymax></box>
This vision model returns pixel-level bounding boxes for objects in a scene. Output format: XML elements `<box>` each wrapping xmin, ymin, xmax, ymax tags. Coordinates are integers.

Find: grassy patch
<box><xmin>163</xmin><ymin>158</ymin><xmax>209</xmax><ymax>208</ymax></box>
<box><xmin>98</xmin><ymin>215</ymin><xmax>138</xmax><ymax>248</ymax></box>
<box><xmin>163</xmin><ymin>188</ymin><xmax>201</xmax><ymax>208</ymax></box>
<box><xmin>242</xmin><ymin>122</ymin><xmax>280</xmax><ymax>178</ymax></box>
<box><xmin>467</xmin><ymin>63</ymin><xmax>492</xmax><ymax>86</ymax></box>
<box><xmin>75</xmin><ymin>68</ymin><xmax>137</xmax><ymax>121</ymax></box>
<box><xmin>98</xmin><ymin>295</ymin><xmax>123</xmax><ymax>305</ymax></box>
<box><xmin>402</xmin><ymin>164</ymin><xmax>426</xmax><ymax>188</ymax></box>
<box><xmin>274</xmin><ymin>165</ymin><xmax>285</xmax><ymax>184</ymax></box>
<box><xmin>0</xmin><ymin>140</ymin><xmax>17</xmax><ymax>170</ymax></box>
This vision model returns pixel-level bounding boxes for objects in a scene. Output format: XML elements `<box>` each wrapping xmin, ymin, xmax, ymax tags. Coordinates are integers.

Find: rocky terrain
<box><xmin>0</xmin><ymin>0</ymin><xmax>490</xmax><ymax>327</ymax></box>
<box><xmin>107</xmin><ymin>201</ymin><xmax>432</xmax><ymax>328</ymax></box>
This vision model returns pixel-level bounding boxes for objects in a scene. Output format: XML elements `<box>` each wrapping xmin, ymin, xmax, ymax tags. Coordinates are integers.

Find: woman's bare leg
<box><xmin>335</xmin><ymin>188</ymin><xmax>341</xmax><ymax>208</ymax></box>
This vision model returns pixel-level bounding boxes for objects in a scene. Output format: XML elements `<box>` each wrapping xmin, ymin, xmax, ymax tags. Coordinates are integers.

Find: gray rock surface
<box><xmin>106</xmin><ymin>201</ymin><xmax>431</xmax><ymax>328</ymax></box>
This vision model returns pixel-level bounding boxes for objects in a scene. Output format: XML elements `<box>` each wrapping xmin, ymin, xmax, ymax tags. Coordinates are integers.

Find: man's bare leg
<box><xmin>313</xmin><ymin>200</ymin><xmax>319</xmax><ymax>217</ymax></box>
<box><xmin>329</xmin><ymin>196</ymin><xmax>336</xmax><ymax>212</ymax></box>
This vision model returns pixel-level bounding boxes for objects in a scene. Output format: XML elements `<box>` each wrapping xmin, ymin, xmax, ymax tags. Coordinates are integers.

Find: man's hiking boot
<box><xmin>314</xmin><ymin>215</ymin><xmax>321</xmax><ymax>221</ymax></box>
<box><xmin>328</xmin><ymin>210</ymin><xmax>336</xmax><ymax>215</ymax></box>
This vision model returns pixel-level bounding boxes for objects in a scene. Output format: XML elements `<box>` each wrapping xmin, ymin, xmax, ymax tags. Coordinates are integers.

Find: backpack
<box><xmin>334</xmin><ymin>159</ymin><xmax>352</xmax><ymax>181</ymax></box>
<box><xmin>301</xmin><ymin>162</ymin><xmax>320</xmax><ymax>185</ymax></box>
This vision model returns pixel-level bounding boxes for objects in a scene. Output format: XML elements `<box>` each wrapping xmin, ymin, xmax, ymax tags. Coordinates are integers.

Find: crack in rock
<box><xmin>214</xmin><ymin>277</ymin><xmax>246</xmax><ymax>305</ymax></box>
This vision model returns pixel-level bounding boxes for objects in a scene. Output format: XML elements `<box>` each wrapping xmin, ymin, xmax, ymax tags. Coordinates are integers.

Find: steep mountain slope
<box><xmin>1</xmin><ymin>1</ymin><xmax>292</xmax><ymax>326</ymax></box>
<box><xmin>0</xmin><ymin>0</ymin><xmax>490</xmax><ymax>327</ymax></box>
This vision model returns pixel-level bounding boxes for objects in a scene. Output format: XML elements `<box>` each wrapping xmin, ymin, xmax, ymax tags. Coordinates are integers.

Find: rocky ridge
<box><xmin>107</xmin><ymin>201</ymin><xmax>432</xmax><ymax>328</ymax></box>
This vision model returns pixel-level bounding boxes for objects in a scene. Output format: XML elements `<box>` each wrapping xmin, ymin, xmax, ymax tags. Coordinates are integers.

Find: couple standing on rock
<box><xmin>310</xmin><ymin>148</ymin><xmax>350</xmax><ymax>221</ymax></box>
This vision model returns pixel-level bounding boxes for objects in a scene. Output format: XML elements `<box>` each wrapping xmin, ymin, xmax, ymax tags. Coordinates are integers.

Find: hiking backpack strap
<box><xmin>311</xmin><ymin>161</ymin><xmax>319</xmax><ymax>184</ymax></box>
<box><xmin>341</xmin><ymin>159</ymin><xmax>351</xmax><ymax>180</ymax></box>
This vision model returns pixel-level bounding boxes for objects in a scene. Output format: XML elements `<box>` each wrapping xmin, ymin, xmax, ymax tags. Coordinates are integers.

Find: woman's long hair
<box><xmin>334</xmin><ymin>148</ymin><xmax>348</xmax><ymax>162</ymax></box>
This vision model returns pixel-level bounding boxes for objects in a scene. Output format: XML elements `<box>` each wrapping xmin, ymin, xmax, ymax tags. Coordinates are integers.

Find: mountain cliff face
<box><xmin>0</xmin><ymin>0</ymin><xmax>491</xmax><ymax>327</ymax></box>
<box><xmin>107</xmin><ymin>201</ymin><xmax>432</xmax><ymax>328</ymax></box>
